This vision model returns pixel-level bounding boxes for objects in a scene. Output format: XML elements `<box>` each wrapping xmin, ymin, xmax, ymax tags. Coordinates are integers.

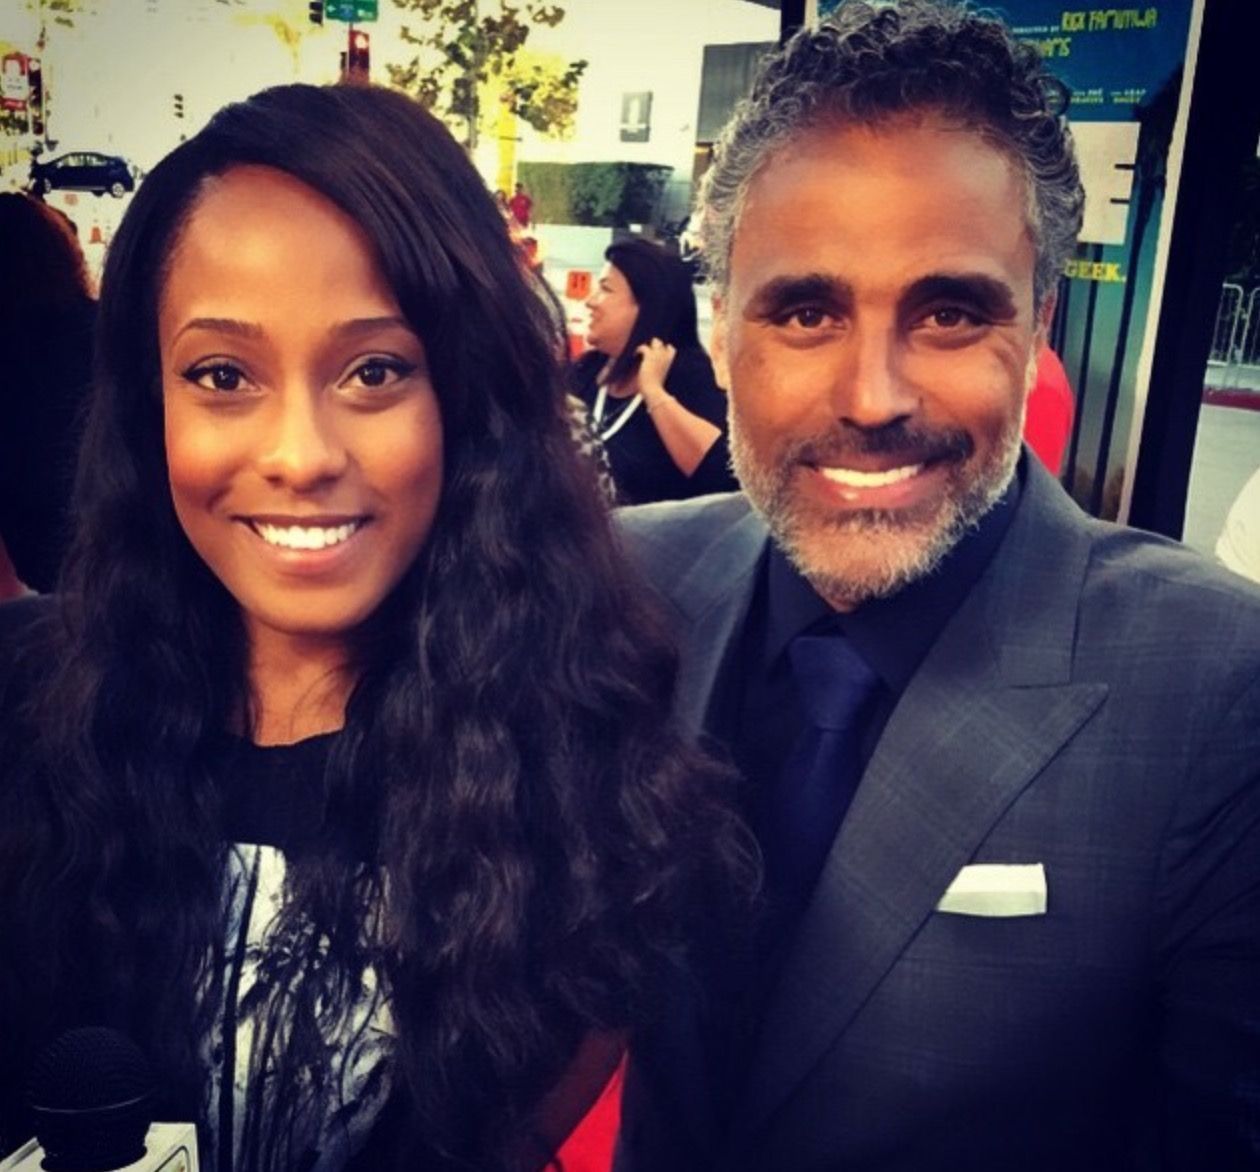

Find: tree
<box><xmin>387</xmin><ymin>0</ymin><xmax>586</xmax><ymax>149</ymax></box>
<box><xmin>23</xmin><ymin>0</ymin><xmax>87</xmax><ymax>29</ymax></box>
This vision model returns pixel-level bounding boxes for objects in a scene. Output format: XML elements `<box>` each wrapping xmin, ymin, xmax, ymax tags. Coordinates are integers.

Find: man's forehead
<box><xmin>748</xmin><ymin>116</ymin><xmax>1027</xmax><ymax>214</ymax></box>
<box><xmin>723</xmin><ymin>117</ymin><xmax>1036</xmax><ymax>300</ymax></box>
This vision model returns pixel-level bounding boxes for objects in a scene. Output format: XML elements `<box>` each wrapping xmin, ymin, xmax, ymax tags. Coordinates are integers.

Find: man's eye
<box><xmin>778</xmin><ymin>306</ymin><xmax>831</xmax><ymax>330</ymax></box>
<box><xmin>924</xmin><ymin>307</ymin><xmax>981</xmax><ymax>329</ymax></box>
<box><xmin>185</xmin><ymin>363</ymin><xmax>246</xmax><ymax>392</ymax></box>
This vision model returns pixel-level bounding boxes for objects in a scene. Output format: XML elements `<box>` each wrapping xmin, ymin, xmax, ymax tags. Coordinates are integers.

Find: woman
<box><xmin>0</xmin><ymin>84</ymin><xmax>751</xmax><ymax>1172</ymax></box>
<box><xmin>0</xmin><ymin>193</ymin><xmax>96</xmax><ymax>595</ymax></box>
<box><xmin>573</xmin><ymin>238</ymin><xmax>737</xmax><ymax>505</ymax></box>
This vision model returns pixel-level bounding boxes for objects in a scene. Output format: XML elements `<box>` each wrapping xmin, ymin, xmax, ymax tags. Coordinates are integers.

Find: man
<box><xmin>614</xmin><ymin>3</ymin><xmax>1260</xmax><ymax>1170</ymax></box>
<box><xmin>508</xmin><ymin>181</ymin><xmax>533</xmax><ymax>228</ymax></box>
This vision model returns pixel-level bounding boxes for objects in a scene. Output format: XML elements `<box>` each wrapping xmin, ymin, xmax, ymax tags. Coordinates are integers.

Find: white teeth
<box><xmin>818</xmin><ymin>463</ymin><xmax>924</xmax><ymax>488</ymax></box>
<box><xmin>253</xmin><ymin>521</ymin><xmax>360</xmax><ymax>550</ymax></box>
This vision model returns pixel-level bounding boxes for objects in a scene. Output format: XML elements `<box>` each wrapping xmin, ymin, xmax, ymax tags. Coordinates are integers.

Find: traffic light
<box><xmin>347</xmin><ymin>29</ymin><xmax>370</xmax><ymax>82</ymax></box>
<box><xmin>308</xmin><ymin>1</ymin><xmax>323</xmax><ymax>24</ymax></box>
<box><xmin>28</xmin><ymin>58</ymin><xmax>43</xmax><ymax>137</ymax></box>
<box><xmin>173</xmin><ymin>92</ymin><xmax>185</xmax><ymax>120</ymax></box>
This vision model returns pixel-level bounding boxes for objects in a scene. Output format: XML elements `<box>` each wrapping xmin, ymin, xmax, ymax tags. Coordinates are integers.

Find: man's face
<box><xmin>713</xmin><ymin>118</ymin><xmax>1044</xmax><ymax>610</ymax></box>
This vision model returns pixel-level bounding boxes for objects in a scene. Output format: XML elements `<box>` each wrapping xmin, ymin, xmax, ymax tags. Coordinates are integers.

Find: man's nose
<box><xmin>255</xmin><ymin>389</ymin><xmax>348</xmax><ymax>490</ymax></box>
<box><xmin>833</xmin><ymin>323</ymin><xmax>918</xmax><ymax>430</ymax></box>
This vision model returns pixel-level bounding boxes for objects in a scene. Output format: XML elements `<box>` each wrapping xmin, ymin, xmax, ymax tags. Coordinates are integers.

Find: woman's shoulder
<box><xmin>664</xmin><ymin>344</ymin><xmax>725</xmax><ymax>419</ymax></box>
<box><xmin>0</xmin><ymin>593</ymin><xmax>57</xmax><ymax>651</ymax></box>
<box><xmin>0</xmin><ymin>594</ymin><xmax>59</xmax><ymax>710</ymax></box>
<box><xmin>569</xmin><ymin>350</ymin><xmax>604</xmax><ymax>400</ymax></box>
<box><xmin>666</xmin><ymin>344</ymin><xmax>718</xmax><ymax>386</ymax></box>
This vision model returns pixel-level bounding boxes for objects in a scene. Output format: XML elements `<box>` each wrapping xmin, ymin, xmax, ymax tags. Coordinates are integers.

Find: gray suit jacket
<box><xmin>614</xmin><ymin>459</ymin><xmax>1260</xmax><ymax>1171</ymax></box>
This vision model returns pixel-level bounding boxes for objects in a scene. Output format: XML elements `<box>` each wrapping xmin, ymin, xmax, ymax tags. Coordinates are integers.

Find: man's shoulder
<box><xmin>1006</xmin><ymin>464</ymin><xmax>1260</xmax><ymax>640</ymax></box>
<box><xmin>616</xmin><ymin>492</ymin><xmax>762</xmax><ymax>601</ymax></box>
<box><xmin>1084</xmin><ymin>518</ymin><xmax>1260</xmax><ymax>625</ymax></box>
<box><xmin>1060</xmin><ymin>515</ymin><xmax>1260</xmax><ymax>690</ymax></box>
<box><xmin>617</xmin><ymin>491</ymin><xmax>755</xmax><ymax>553</ymax></box>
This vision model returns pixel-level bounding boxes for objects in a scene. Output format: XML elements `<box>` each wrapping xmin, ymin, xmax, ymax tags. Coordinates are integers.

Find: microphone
<box><xmin>0</xmin><ymin>1028</ymin><xmax>198</xmax><ymax>1172</ymax></box>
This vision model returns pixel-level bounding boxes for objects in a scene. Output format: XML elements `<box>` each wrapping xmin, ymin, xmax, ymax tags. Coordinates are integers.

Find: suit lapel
<box><xmin>669</xmin><ymin>506</ymin><xmax>769</xmax><ymax>739</ymax></box>
<box><xmin>737</xmin><ymin>464</ymin><xmax>1110</xmax><ymax>1139</ymax></box>
<box><xmin>633</xmin><ymin>503</ymin><xmax>769</xmax><ymax>1157</ymax></box>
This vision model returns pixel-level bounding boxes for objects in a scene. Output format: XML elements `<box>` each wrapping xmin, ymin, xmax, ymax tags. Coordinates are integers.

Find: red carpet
<box><xmin>553</xmin><ymin>1059</ymin><xmax>624</xmax><ymax>1171</ymax></box>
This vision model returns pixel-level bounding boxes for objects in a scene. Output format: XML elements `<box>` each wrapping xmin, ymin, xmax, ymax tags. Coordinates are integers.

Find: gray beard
<box><xmin>728</xmin><ymin>408</ymin><xmax>1024</xmax><ymax>610</ymax></box>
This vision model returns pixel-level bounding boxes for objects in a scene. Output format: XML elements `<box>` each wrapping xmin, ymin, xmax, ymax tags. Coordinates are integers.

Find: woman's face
<box><xmin>584</xmin><ymin>262</ymin><xmax>639</xmax><ymax>358</ymax></box>
<box><xmin>159</xmin><ymin>164</ymin><xmax>443</xmax><ymax>651</ymax></box>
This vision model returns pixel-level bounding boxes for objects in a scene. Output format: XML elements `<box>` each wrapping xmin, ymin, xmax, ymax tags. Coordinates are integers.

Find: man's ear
<box><xmin>710</xmin><ymin>294</ymin><xmax>730</xmax><ymax>392</ymax></box>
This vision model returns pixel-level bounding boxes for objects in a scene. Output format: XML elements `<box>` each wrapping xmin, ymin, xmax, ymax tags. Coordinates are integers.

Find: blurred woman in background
<box><xmin>0</xmin><ymin>193</ymin><xmax>96</xmax><ymax>595</ymax></box>
<box><xmin>572</xmin><ymin>237</ymin><xmax>736</xmax><ymax>505</ymax></box>
<box><xmin>0</xmin><ymin>83</ymin><xmax>751</xmax><ymax>1172</ymax></box>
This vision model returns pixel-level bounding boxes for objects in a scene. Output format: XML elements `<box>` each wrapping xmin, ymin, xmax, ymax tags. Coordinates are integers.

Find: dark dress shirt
<box><xmin>731</xmin><ymin>463</ymin><xmax>1023</xmax><ymax>798</ymax></box>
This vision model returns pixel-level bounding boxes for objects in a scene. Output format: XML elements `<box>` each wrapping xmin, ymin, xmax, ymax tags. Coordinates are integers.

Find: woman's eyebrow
<box><xmin>173</xmin><ymin>316</ymin><xmax>264</xmax><ymax>343</ymax></box>
<box><xmin>330</xmin><ymin>316</ymin><xmax>414</xmax><ymax>338</ymax></box>
<box><xmin>900</xmin><ymin>273</ymin><xmax>1019</xmax><ymax>319</ymax></box>
<box><xmin>174</xmin><ymin>316</ymin><xmax>412</xmax><ymax>343</ymax></box>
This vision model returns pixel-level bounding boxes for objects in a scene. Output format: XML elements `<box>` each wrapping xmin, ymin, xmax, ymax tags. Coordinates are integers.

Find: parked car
<box><xmin>29</xmin><ymin>151</ymin><xmax>136</xmax><ymax>198</ymax></box>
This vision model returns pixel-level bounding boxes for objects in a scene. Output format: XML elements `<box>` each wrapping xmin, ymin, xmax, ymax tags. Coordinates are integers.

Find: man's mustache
<box><xmin>787</xmin><ymin>422</ymin><xmax>974</xmax><ymax>469</ymax></box>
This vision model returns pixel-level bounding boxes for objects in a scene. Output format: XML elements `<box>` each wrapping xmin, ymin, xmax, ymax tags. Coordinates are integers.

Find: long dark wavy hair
<box><xmin>592</xmin><ymin>237</ymin><xmax>702</xmax><ymax>388</ymax></box>
<box><xmin>0</xmin><ymin>83</ymin><xmax>752</xmax><ymax>1170</ymax></box>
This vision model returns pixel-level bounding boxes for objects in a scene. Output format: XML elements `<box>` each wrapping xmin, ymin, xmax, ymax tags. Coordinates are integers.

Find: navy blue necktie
<box><xmin>763</xmin><ymin>631</ymin><xmax>880</xmax><ymax>907</ymax></box>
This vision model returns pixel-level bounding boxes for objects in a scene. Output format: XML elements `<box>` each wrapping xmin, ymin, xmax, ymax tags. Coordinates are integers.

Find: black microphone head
<box><xmin>27</xmin><ymin>1027</ymin><xmax>156</xmax><ymax>1172</ymax></box>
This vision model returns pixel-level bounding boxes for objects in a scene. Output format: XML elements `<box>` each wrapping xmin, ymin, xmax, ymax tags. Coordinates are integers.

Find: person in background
<box><xmin>0</xmin><ymin>193</ymin><xmax>96</xmax><ymax>594</ymax></box>
<box><xmin>1217</xmin><ymin>465</ymin><xmax>1260</xmax><ymax>583</ymax></box>
<box><xmin>0</xmin><ymin>82</ymin><xmax>752</xmax><ymax>1172</ymax></box>
<box><xmin>614</xmin><ymin>3</ymin><xmax>1260</xmax><ymax>1169</ymax></box>
<box><xmin>509</xmin><ymin>181</ymin><xmax>533</xmax><ymax>228</ymax></box>
<box><xmin>573</xmin><ymin>238</ymin><xmax>737</xmax><ymax>505</ymax></box>
<box><xmin>1024</xmin><ymin>344</ymin><xmax>1075</xmax><ymax>475</ymax></box>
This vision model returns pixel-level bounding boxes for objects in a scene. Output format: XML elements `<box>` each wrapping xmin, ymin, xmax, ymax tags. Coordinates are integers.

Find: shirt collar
<box><xmin>764</xmin><ymin>458</ymin><xmax>1025</xmax><ymax>692</ymax></box>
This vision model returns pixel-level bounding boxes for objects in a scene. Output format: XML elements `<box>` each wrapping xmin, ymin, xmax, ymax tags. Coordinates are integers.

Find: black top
<box><xmin>571</xmin><ymin>346</ymin><xmax>737</xmax><ymax>505</ymax></box>
<box><xmin>0</xmin><ymin>596</ymin><xmax>391</xmax><ymax>1170</ymax></box>
<box><xmin>0</xmin><ymin>594</ymin><xmax>351</xmax><ymax>857</ymax></box>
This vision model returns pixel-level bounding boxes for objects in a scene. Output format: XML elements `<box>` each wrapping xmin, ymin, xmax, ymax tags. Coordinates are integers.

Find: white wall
<box><xmin>520</xmin><ymin>0</ymin><xmax>777</xmax><ymax>177</ymax></box>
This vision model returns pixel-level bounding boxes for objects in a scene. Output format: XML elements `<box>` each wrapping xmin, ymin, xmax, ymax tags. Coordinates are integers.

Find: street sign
<box><xmin>1</xmin><ymin>53</ymin><xmax>30</xmax><ymax>112</ymax></box>
<box><xmin>325</xmin><ymin>0</ymin><xmax>377</xmax><ymax>21</ymax></box>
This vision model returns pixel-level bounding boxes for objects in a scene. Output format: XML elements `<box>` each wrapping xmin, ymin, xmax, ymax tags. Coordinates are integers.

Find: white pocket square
<box><xmin>935</xmin><ymin>863</ymin><xmax>1047</xmax><ymax>917</ymax></box>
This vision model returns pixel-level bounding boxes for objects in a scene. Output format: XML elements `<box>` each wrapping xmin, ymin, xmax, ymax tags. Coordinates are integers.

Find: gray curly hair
<box><xmin>699</xmin><ymin>0</ymin><xmax>1084</xmax><ymax>309</ymax></box>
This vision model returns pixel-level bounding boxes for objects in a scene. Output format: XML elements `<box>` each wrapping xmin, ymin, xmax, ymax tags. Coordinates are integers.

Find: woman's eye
<box><xmin>185</xmin><ymin>363</ymin><xmax>246</xmax><ymax>392</ymax></box>
<box><xmin>347</xmin><ymin>358</ymin><xmax>415</xmax><ymax>389</ymax></box>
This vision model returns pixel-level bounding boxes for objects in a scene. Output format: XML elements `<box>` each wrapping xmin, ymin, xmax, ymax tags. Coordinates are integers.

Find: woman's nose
<box><xmin>255</xmin><ymin>390</ymin><xmax>348</xmax><ymax>490</ymax></box>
